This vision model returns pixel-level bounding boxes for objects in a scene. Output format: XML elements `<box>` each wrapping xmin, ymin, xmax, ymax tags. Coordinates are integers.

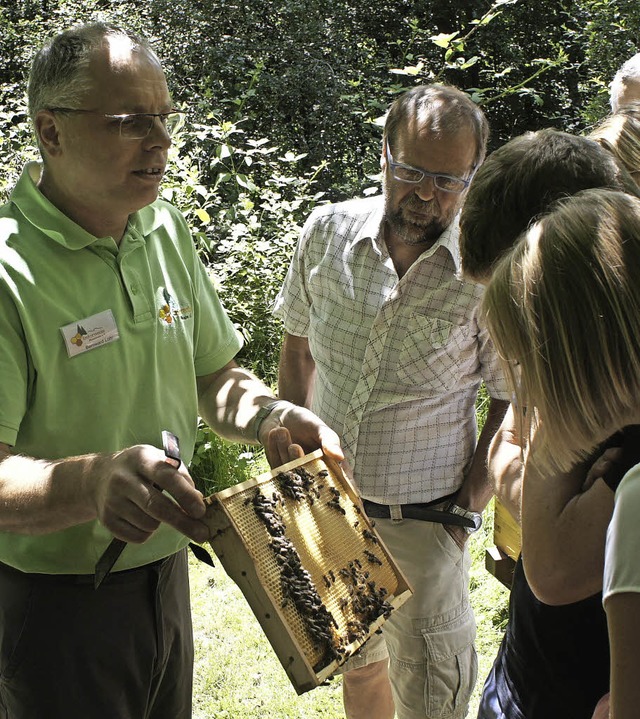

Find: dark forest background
<box><xmin>1</xmin><ymin>0</ymin><xmax>637</xmax><ymax>482</ymax></box>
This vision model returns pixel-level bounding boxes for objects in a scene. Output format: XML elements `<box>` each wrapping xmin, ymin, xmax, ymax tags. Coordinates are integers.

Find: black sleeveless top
<box><xmin>480</xmin><ymin>425</ymin><xmax>640</xmax><ymax>719</ymax></box>
<box><xmin>489</xmin><ymin>556</ymin><xmax>609</xmax><ymax>718</ymax></box>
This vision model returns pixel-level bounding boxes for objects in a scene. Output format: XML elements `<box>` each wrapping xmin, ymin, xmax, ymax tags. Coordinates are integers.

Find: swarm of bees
<box><xmin>249</xmin><ymin>466</ymin><xmax>394</xmax><ymax>671</ymax></box>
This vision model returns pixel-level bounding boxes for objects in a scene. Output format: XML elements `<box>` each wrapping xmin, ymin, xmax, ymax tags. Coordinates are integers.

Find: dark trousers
<box><xmin>0</xmin><ymin>549</ymin><xmax>193</xmax><ymax>719</ymax></box>
<box><xmin>476</xmin><ymin>657</ymin><xmax>525</xmax><ymax>719</ymax></box>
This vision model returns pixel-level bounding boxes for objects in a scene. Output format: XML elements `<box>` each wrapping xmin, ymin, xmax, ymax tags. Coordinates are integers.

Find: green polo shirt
<box><xmin>0</xmin><ymin>163</ymin><xmax>243</xmax><ymax>573</ymax></box>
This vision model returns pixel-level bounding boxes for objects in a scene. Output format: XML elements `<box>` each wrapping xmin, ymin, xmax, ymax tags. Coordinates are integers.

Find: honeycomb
<box><xmin>204</xmin><ymin>450</ymin><xmax>411</xmax><ymax>683</ymax></box>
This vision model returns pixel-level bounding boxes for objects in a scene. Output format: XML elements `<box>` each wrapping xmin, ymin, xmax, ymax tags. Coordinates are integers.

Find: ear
<box><xmin>380</xmin><ymin>138</ymin><xmax>387</xmax><ymax>171</ymax></box>
<box><xmin>35</xmin><ymin>110</ymin><xmax>63</xmax><ymax>158</ymax></box>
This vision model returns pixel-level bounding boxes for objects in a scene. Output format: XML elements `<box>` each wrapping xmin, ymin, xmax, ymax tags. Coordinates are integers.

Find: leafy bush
<box><xmin>2</xmin><ymin>0</ymin><xmax>640</xmax><ymax>487</ymax></box>
<box><xmin>189</xmin><ymin>421</ymin><xmax>267</xmax><ymax>497</ymax></box>
<box><xmin>161</xmin><ymin>114</ymin><xmax>329</xmax><ymax>385</ymax></box>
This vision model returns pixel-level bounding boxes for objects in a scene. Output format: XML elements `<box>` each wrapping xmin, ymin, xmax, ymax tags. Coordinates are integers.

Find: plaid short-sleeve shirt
<box><xmin>274</xmin><ymin>195</ymin><xmax>508</xmax><ymax>504</ymax></box>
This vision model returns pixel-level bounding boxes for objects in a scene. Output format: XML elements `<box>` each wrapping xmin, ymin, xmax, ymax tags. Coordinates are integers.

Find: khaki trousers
<box><xmin>343</xmin><ymin>517</ymin><xmax>477</xmax><ymax>719</ymax></box>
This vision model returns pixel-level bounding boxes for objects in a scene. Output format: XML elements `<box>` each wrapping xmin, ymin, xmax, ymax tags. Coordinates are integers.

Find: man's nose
<box><xmin>145</xmin><ymin>116</ymin><xmax>172</xmax><ymax>149</ymax></box>
<box><xmin>414</xmin><ymin>175</ymin><xmax>436</xmax><ymax>201</ymax></box>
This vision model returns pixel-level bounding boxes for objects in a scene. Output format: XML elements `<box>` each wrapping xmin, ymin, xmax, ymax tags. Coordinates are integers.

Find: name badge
<box><xmin>60</xmin><ymin>310</ymin><xmax>120</xmax><ymax>358</ymax></box>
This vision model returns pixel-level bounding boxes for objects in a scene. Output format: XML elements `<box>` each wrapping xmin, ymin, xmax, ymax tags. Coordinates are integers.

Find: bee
<box><xmin>364</xmin><ymin>550</ymin><xmax>383</xmax><ymax>566</ymax></box>
<box><xmin>362</xmin><ymin>529</ymin><xmax>379</xmax><ymax>544</ymax></box>
<box><xmin>327</xmin><ymin>499</ymin><xmax>346</xmax><ymax>514</ymax></box>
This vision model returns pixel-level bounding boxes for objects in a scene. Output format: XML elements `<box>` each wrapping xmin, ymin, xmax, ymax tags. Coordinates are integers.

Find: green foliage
<box><xmin>576</xmin><ymin>0</ymin><xmax>640</xmax><ymax>125</ymax></box>
<box><xmin>190</xmin><ymin>421</ymin><xmax>268</xmax><ymax>497</ymax></box>
<box><xmin>475</xmin><ymin>383</ymin><xmax>491</xmax><ymax>434</ymax></box>
<box><xmin>160</xmin><ymin>113</ymin><xmax>327</xmax><ymax>385</ymax></box>
<box><xmin>387</xmin><ymin>1</ymin><xmax>583</xmax><ymax>142</ymax></box>
<box><xmin>0</xmin><ymin>103</ymin><xmax>36</xmax><ymax>202</ymax></box>
<box><xmin>2</xmin><ymin>0</ymin><xmax>640</xmax><ymax>489</ymax></box>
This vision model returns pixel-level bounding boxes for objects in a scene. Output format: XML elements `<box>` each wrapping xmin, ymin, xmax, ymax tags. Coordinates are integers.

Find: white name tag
<box><xmin>60</xmin><ymin>310</ymin><xmax>120</xmax><ymax>358</ymax></box>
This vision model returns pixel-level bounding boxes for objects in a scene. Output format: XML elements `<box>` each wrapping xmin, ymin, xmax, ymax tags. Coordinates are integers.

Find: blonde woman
<box><xmin>590</xmin><ymin>106</ymin><xmax>640</xmax><ymax>184</ymax></box>
<box><xmin>482</xmin><ymin>188</ymin><xmax>640</xmax><ymax>719</ymax></box>
<box><xmin>458</xmin><ymin>129</ymin><xmax>640</xmax><ymax>719</ymax></box>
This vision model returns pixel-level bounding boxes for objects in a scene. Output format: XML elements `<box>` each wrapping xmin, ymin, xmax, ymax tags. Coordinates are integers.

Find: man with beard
<box><xmin>273</xmin><ymin>84</ymin><xmax>510</xmax><ymax>719</ymax></box>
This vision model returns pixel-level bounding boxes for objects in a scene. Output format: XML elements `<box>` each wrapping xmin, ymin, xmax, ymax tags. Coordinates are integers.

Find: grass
<box><xmin>190</xmin><ymin>499</ymin><xmax>509</xmax><ymax>718</ymax></box>
<box><xmin>191</xmin><ymin>557</ymin><xmax>345</xmax><ymax>718</ymax></box>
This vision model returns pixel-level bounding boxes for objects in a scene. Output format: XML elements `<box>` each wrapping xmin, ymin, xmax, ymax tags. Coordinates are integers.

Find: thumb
<box><xmin>319</xmin><ymin>425</ymin><xmax>344</xmax><ymax>462</ymax></box>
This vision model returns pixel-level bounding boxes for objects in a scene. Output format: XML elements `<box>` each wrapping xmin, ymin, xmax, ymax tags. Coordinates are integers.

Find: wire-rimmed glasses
<box><xmin>46</xmin><ymin>108</ymin><xmax>185</xmax><ymax>139</ymax></box>
<box><xmin>385</xmin><ymin>140</ymin><xmax>474</xmax><ymax>194</ymax></box>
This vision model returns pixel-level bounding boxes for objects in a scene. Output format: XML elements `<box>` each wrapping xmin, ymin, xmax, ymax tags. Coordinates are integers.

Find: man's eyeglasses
<box><xmin>385</xmin><ymin>140</ymin><xmax>474</xmax><ymax>194</ymax></box>
<box><xmin>46</xmin><ymin>108</ymin><xmax>185</xmax><ymax>139</ymax></box>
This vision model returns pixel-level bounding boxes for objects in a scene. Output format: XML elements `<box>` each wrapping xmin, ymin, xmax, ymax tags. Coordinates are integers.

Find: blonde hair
<box><xmin>590</xmin><ymin>110</ymin><xmax>640</xmax><ymax>178</ymax></box>
<box><xmin>482</xmin><ymin>188</ymin><xmax>640</xmax><ymax>472</ymax></box>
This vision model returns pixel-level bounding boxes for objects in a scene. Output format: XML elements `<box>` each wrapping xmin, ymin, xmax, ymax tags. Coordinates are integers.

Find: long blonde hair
<box><xmin>482</xmin><ymin>188</ymin><xmax>640</xmax><ymax>472</ymax></box>
<box><xmin>590</xmin><ymin>108</ymin><xmax>640</xmax><ymax>179</ymax></box>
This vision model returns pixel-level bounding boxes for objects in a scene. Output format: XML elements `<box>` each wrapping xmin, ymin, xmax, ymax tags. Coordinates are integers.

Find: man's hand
<box><xmin>258</xmin><ymin>403</ymin><xmax>343</xmax><ymax>468</ymax></box>
<box><xmin>444</xmin><ymin>524</ymin><xmax>469</xmax><ymax>551</ymax></box>
<box><xmin>91</xmin><ymin>445</ymin><xmax>208</xmax><ymax>543</ymax></box>
<box><xmin>266</xmin><ymin>427</ymin><xmax>306</xmax><ymax>466</ymax></box>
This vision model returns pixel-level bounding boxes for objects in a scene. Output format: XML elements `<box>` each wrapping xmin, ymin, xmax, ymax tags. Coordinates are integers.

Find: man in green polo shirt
<box><xmin>0</xmin><ymin>21</ymin><xmax>341</xmax><ymax>719</ymax></box>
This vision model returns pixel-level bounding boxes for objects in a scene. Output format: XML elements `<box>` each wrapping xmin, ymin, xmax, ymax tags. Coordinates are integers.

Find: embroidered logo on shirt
<box><xmin>60</xmin><ymin>310</ymin><xmax>120</xmax><ymax>357</ymax></box>
<box><xmin>158</xmin><ymin>287</ymin><xmax>193</xmax><ymax>325</ymax></box>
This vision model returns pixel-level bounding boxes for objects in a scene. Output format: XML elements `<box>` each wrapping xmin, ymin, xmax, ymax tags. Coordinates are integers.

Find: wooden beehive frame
<box><xmin>485</xmin><ymin>499</ymin><xmax>521</xmax><ymax>588</ymax></box>
<box><xmin>203</xmin><ymin>449</ymin><xmax>413</xmax><ymax>694</ymax></box>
